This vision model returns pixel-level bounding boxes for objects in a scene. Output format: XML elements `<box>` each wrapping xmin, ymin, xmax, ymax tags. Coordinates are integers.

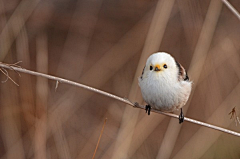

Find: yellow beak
<box><xmin>154</xmin><ymin>64</ymin><xmax>161</xmax><ymax>71</ymax></box>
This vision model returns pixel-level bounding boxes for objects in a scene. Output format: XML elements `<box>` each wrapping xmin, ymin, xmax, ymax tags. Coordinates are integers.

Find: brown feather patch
<box><xmin>175</xmin><ymin>60</ymin><xmax>189</xmax><ymax>81</ymax></box>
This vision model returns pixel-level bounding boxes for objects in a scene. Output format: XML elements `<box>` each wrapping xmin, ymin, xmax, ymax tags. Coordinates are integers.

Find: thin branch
<box><xmin>222</xmin><ymin>0</ymin><xmax>240</xmax><ymax>21</ymax></box>
<box><xmin>229</xmin><ymin>107</ymin><xmax>240</xmax><ymax>126</ymax></box>
<box><xmin>0</xmin><ymin>67</ymin><xmax>19</xmax><ymax>86</ymax></box>
<box><xmin>0</xmin><ymin>68</ymin><xmax>9</xmax><ymax>83</ymax></box>
<box><xmin>6</xmin><ymin>61</ymin><xmax>22</xmax><ymax>77</ymax></box>
<box><xmin>0</xmin><ymin>62</ymin><xmax>240</xmax><ymax>137</ymax></box>
<box><xmin>13</xmin><ymin>61</ymin><xmax>23</xmax><ymax>66</ymax></box>
<box><xmin>92</xmin><ymin>118</ymin><xmax>107</xmax><ymax>159</ymax></box>
<box><xmin>55</xmin><ymin>81</ymin><xmax>59</xmax><ymax>92</ymax></box>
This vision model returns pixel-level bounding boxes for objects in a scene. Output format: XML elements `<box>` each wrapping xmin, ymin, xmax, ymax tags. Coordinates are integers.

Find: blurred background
<box><xmin>1</xmin><ymin>0</ymin><xmax>240</xmax><ymax>158</ymax></box>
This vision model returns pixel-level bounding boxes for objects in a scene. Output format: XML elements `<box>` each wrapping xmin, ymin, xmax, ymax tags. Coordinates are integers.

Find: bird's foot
<box><xmin>179</xmin><ymin>108</ymin><xmax>184</xmax><ymax>124</ymax></box>
<box><xmin>145</xmin><ymin>105</ymin><xmax>151</xmax><ymax>115</ymax></box>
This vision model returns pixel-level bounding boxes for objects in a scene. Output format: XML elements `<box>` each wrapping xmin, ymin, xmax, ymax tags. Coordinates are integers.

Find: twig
<box><xmin>92</xmin><ymin>118</ymin><xmax>107</xmax><ymax>159</ymax></box>
<box><xmin>229</xmin><ymin>107</ymin><xmax>240</xmax><ymax>126</ymax></box>
<box><xmin>55</xmin><ymin>81</ymin><xmax>59</xmax><ymax>92</ymax></box>
<box><xmin>0</xmin><ymin>62</ymin><xmax>240</xmax><ymax>137</ymax></box>
<box><xmin>222</xmin><ymin>0</ymin><xmax>240</xmax><ymax>21</ymax></box>
<box><xmin>0</xmin><ymin>61</ymin><xmax>23</xmax><ymax>86</ymax></box>
<box><xmin>5</xmin><ymin>62</ymin><xmax>22</xmax><ymax>77</ymax></box>
<box><xmin>0</xmin><ymin>68</ymin><xmax>9</xmax><ymax>83</ymax></box>
<box><xmin>0</xmin><ymin>67</ymin><xmax>19</xmax><ymax>86</ymax></box>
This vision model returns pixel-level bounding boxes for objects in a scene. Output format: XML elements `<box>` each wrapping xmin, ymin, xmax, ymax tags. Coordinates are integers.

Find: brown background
<box><xmin>0</xmin><ymin>0</ymin><xmax>240</xmax><ymax>158</ymax></box>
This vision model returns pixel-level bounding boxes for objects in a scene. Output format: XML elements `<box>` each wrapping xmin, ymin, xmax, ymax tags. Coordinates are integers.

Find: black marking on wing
<box><xmin>175</xmin><ymin>60</ymin><xmax>189</xmax><ymax>81</ymax></box>
<box><xmin>140</xmin><ymin>66</ymin><xmax>145</xmax><ymax>79</ymax></box>
<box><xmin>175</xmin><ymin>60</ymin><xmax>181</xmax><ymax>76</ymax></box>
<box><xmin>184</xmin><ymin>71</ymin><xmax>189</xmax><ymax>81</ymax></box>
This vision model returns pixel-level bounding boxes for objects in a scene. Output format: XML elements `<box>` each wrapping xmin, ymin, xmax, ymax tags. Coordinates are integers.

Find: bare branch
<box><xmin>6</xmin><ymin>61</ymin><xmax>22</xmax><ymax>77</ymax></box>
<box><xmin>0</xmin><ymin>67</ymin><xmax>19</xmax><ymax>86</ymax></box>
<box><xmin>13</xmin><ymin>61</ymin><xmax>23</xmax><ymax>66</ymax></box>
<box><xmin>0</xmin><ymin>62</ymin><xmax>240</xmax><ymax>137</ymax></box>
<box><xmin>0</xmin><ymin>68</ymin><xmax>9</xmax><ymax>83</ymax></box>
<box><xmin>222</xmin><ymin>0</ymin><xmax>240</xmax><ymax>20</ymax></box>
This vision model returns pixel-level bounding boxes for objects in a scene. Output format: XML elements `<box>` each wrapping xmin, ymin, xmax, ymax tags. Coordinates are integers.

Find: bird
<box><xmin>138</xmin><ymin>52</ymin><xmax>192</xmax><ymax>123</ymax></box>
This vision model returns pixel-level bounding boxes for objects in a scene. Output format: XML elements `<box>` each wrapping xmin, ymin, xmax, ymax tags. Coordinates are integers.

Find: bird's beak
<box><xmin>154</xmin><ymin>64</ymin><xmax>161</xmax><ymax>71</ymax></box>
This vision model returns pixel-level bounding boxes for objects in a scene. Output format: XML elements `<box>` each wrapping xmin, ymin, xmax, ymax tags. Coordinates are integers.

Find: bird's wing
<box><xmin>175</xmin><ymin>60</ymin><xmax>189</xmax><ymax>81</ymax></box>
<box><xmin>140</xmin><ymin>66</ymin><xmax>145</xmax><ymax>80</ymax></box>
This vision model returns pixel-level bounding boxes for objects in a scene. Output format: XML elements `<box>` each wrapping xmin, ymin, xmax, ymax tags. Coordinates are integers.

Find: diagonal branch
<box><xmin>0</xmin><ymin>62</ymin><xmax>240</xmax><ymax>137</ymax></box>
<box><xmin>222</xmin><ymin>0</ymin><xmax>240</xmax><ymax>20</ymax></box>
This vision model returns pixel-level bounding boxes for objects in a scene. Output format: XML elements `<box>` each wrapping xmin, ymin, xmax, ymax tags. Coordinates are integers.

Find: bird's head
<box><xmin>143</xmin><ymin>52</ymin><xmax>178</xmax><ymax>81</ymax></box>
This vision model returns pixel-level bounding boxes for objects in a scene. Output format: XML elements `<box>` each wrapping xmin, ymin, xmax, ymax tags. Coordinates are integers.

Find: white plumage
<box><xmin>138</xmin><ymin>52</ymin><xmax>192</xmax><ymax>123</ymax></box>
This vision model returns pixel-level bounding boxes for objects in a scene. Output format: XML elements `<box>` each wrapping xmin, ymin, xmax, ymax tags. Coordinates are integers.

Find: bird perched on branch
<box><xmin>138</xmin><ymin>52</ymin><xmax>192</xmax><ymax>123</ymax></box>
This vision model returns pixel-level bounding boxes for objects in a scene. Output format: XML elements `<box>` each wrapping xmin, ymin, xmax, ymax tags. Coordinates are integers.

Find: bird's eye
<box><xmin>150</xmin><ymin>65</ymin><xmax>153</xmax><ymax>70</ymax></box>
<box><xmin>163</xmin><ymin>64</ymin><xmax>167</xmax><ymax>69</ymax></box>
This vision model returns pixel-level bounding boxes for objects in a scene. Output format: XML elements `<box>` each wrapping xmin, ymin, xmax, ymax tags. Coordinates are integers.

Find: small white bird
<box><xmin>138</xmin><ymin>52</ymin><xmax>192</xmax><ymax>123</ymax></box>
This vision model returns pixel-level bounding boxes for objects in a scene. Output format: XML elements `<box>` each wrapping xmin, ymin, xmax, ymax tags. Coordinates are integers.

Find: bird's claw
<box><xmin>179</xmin><ymin>108</ymin><xmax>184</xmax><ymax>124</ymax></box>
<box><xmin>145</xmin><ymin>105</ymin><xmax>151</xmax><ymax>115</ymax></box>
